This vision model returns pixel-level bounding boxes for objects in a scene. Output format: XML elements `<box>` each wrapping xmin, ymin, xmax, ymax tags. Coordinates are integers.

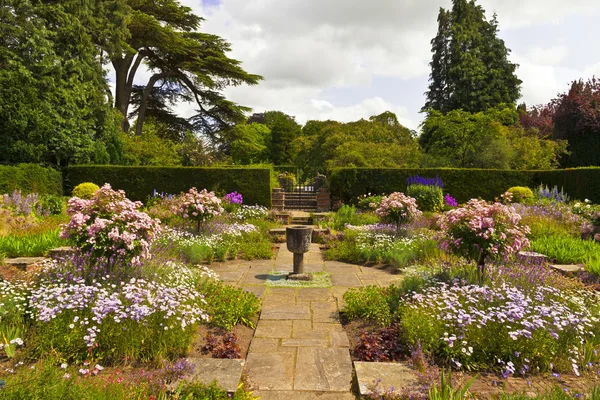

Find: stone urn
<box><xmin>286</xmin><ymin>225</ymin><xmax>313</xmax><ymax>279</ymax></box>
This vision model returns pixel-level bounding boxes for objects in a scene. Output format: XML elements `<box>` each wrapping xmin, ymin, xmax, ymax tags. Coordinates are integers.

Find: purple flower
<box><xmin>444</xmin><ymin>194</ymin><xmax>458</xmax><ymax>207</ymax></box>
<box><xmin>406</xmin><ymin>175</ymin><xmax>443</xmax><ymax>188</ymax></box>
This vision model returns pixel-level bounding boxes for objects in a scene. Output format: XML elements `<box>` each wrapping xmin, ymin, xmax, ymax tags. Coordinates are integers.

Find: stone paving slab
<box><xmin>294</xmin><ymin>348</ymin><xmax>352</xmax><ymax>392</ymax></box>
<box><xmin>173</xmin><ymin>358</ymin><xmax>244</xmax><ymax>393</ymax></box>
<box><xmin>242</xmin><ymin>272</ymin><xmax>272</xmax><ymax>285</ymax></box>
<box><xmin>296</xmin><ymin>288</ymin><xmax>333</xmax><ymax>302</ymax></box>
<box><xmin>354</xmin><ymin>361</ymin><xmax>417</xmax><ymax>396</ymax></box>
<box><xmin>254</xmin><ymin>320</ymin><xmax>292</xmax><ymax>338</ymax></box>
<box><xmin>249</xmin><ymin>338</ymin><xmax>280</xmax><ymax>353</ymax></box>
<box><xmin>261</xmin><ymin>305</ymin><xmax>311</xmax><ymax>320</ymax></box>
<box><xmin>330</xmin><ymin>331</ymin><xmax>350</xmax><ymax>348</ymax></box>
<box><xmin>240</xmin><ymin>285</ymin><xmax>266</xmax><ymax>298</ymax></box>
<box><xmin>330</xmin><ymin>273</ymin><xmax>362</xmax><ymax>287</ymax></box>
<box><xmin>245</xmin><ymin>353</ymin><xmax>294</xmax><ymax>391</ymax></box>
<box><xmin>282</xmin><ymin>338</ymin><xmax>328</xmax><ymax>347</ymax></box>
<box><xmin>218</xmin><ymin>271</ymin><xmax>245</xmax><ymax>282</ymax></box>
<box><xmin>252</xmin><ymin>391</ymin><xmax>356</xmax><ymax>400</ymax></box>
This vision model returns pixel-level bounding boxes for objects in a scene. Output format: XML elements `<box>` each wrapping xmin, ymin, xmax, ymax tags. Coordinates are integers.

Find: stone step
<box><xmin>3</xmin><ymin>257</ymin><xmax>47</xmax><ymax>271</ymax></box>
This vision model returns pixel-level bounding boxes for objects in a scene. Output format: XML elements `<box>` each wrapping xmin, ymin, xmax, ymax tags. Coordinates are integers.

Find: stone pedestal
<box><xmin>286</xmin><ymin>226</ymin><xmax>313</xmax><ymax>277</ymax></box>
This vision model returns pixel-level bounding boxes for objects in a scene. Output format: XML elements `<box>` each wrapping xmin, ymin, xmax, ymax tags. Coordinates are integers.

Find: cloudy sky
<box><xmin>127</xmin><ymin>0</ymin><xmax>600</xmax><ymax>131</ymax></box>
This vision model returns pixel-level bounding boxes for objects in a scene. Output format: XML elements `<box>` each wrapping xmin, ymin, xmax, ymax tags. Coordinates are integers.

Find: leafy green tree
<box><xmin>423</xmin><ymin>0</ymin><xmax>521</xmax><ymax>113</ymax></box>
<box><xmin>295</xmin><ymin>112</ymin><xmax>421</xmax><ymax>176</ymax></box>
<box><xmin>420</xmin><ymin>105</ymin><xmax>567</xmax><ymax>169</ymax></box>
<box><xmin>120</xmin><ymin>119</ymin><xmax>182</xmax><ymax>166</ymax></box>
<box><xmin>224</xmin><ymin>123</ymin><xmax>272</xmax><ymax>165</ymax></box>
<box><xmin>248</xmin><ymin>112</ymin><xmax>301</xmax><ymax>165</ymax></box>
<box><xmin>0</xmin><ymin>0</ymin><xmax>122</xmax><ymax>167</ymax></box>
<box><xmin>104</xmin><ymin>0</ymin><xmax>262</xmax><ymax>135</ymax></box>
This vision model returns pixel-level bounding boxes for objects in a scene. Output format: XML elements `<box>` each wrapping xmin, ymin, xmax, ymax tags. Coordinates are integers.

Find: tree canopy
<box><xmin>423</xmin><ymin>0</ymin><xmax>521</xmax><ymax>113</ymax></box>
<box><xmin>0</xmin><ymin>0</ymin><xmax>122</xmax><ymax>167</ymax></box>
<box><xmin>105</xmin><ymin>0</ymin><xmax>263</xmax><ymax>136</ymax></box>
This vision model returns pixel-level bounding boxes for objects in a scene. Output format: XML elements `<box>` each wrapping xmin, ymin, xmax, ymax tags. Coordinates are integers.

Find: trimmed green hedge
<box><xmin>0</xmin><ymin>164</ymin><xmax>62</xmax><ymax>195</ymax></box>
<box><xmin>64</xmin><ymin>166</ymin><xmax>273</xmax><ymax>207</ymax></box>
<box><xmin>330</xmin><ymin>167</ymin><xmax>600</xmax><ymax>204</ymax></box>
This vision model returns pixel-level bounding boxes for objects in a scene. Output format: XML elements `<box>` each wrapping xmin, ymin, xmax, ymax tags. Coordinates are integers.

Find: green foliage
<box><xmin>294</xmin><ymin>113</ymin><xmax>422</xmax><ymax>178</ymax></box>
<box><xmin>0</xmin><ymin>164</ymin><xmax>62</xmax><ymax>196</ymax></box>
<box><xmin>506</xmin><ymin>186</ymin><xmax>534</xmax><ymax>203</ymax></box>
<box><xmin>107</xmin><ymin>0</ymin><xmax>262</xmax><ymax>136</ymax></box>
<box><xmin>71</xmin><ymin>182</ymin><xmax>100</xmax><ymax>199</ymax></box>
<box><xmin>0</xmin><ymin>359</ymin><xmax>149</xmax><ymax>400</ymax></box>
<box><xmin>330</xmin><ymin>167</ymin><xmax>600</xmax><ymax>204</ymax></box>
<box><xmin>531</xmin><ymin>234</ymin><xmax>600</xmax><ymax>276</ymax></box>
<box><xmin>224</xmin><ymin>123</ymin><xmax>272</xmax><ymax>165</ymax></box>
<box><xmin>419</xmin><ymin>106</ymin><xmax>567</xmax><ymax>169</ymax></box>
<box><xmin>260</xmin><ymin>111</ymin><xmax>302</xmax><ymax>165</ymax></box>
<box><xmin>120</xmin><ymin>120</ymin><xmax>183</xmax><ymax>166</ymax></box>
<box><xmin>428</xmin><ymin>369</ymin><xmax>476</xmax><ymax>400</ymax></box>
<box><xmin>342</xmin><ymin>286</ymin><xmax>392</xmax><ymax>327</ymax></box>
<box><xmin>406</xmin><ymin>184</ymin><xmax>444</xmax><ymax>212</ymax></box>
<box><xmin>328</xmin><ymin>205</ymin><xmax>380</xmax><ymax>230</ymax></box>
<box><xmin>197</xmin><ymin>280</ymin><xmax>261</xmax><ymax>330</ymax></box>
<box><xmin>178</xmin><ymin>381</ymin><xmax>259</xmax><ymax>400</ymax></box>
<box><xmin>424</xmin><ymin>0</ymin><xmax>521</xmax><ymax>113</ymax></box>
<box><xmin>64</xmin><ymin>166</ymin><xmax>272</xmax><ymax>207</ymax></box>
<box><xmin>0</xmin><ymin>229</ymin><xmax>67</xmax><ymax>257</ymax></box>
<box><xmin>0</xmin><ymin>1</ymin><xmax>122</xmax><ymax>166</ymax></box>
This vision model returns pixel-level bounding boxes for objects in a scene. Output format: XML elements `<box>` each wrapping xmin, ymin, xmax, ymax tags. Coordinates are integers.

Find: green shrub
<box><xmin>342</xmin><ymin>285</ymin><xmax>392</xmax><ymax>326</ymax></box>
<box><xmin>0</xmin><ymin>164</ymin><xmax>62</xmax><ymax>196</ymax></box>
<box><xmin>39</xmin><ymin>194</ymin><xmax>65</xmax><ymax>215</ymax></box>
<box><xmin>329</xmin><ymin>205</ymin><xmax>379</xmax><ymax>230</ymax></box>
<box><xmin>506</xmin><ymin>186</ymin><xmax>534</xmax><ymax>203</ymax></box>
<box><xmin>330</xmin><ymin>167</ymin><xmax>600</xmax><ymax>204</ymax></box>
<box><xmin>64</xmin><ymin>166</ymin><xmax>272</xmax><ymax>207</ymax></box>
<box><xmin>406</xmin><ymin>184</ymin><xmax>444</xmax><ymax>212</ymax></box>
<box><xmin>197</xmin><ymin>280</ymin><xmax>261</xmax><ymax>329</ymax></box>
<box><xmin>179</xmin><ymin>381</ymin><xmax>259</xmax><ymax>400</ymax></box>
<box><xmin>71</xmin><ymin>182</ymin><xmax>100</xmax><ymax>199</ymax></box>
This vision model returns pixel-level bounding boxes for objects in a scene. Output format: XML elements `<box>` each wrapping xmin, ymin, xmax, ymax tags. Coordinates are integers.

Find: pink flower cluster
<box><xmin>60</xmin><ymin>184</ymin><xmax>161</xmax><ymax>268</ymax></box>
<box><xmin>375</xmin><ymin>192</ymin><xmax>422</xmax><ymax>226</ymax></box>
<box><xmin>438</xmin><ymin>198</ymin><xmax>530</xmax><ymax>260</ymax></box>
<box><xmin>173</xmin><ymin>187</ymin><xmax>224</xmax><ymax>225</ymax></box>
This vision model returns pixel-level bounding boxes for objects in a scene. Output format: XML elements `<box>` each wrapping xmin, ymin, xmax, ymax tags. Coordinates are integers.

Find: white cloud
<box><xmin>170</xmin><ymin>0</ymin><xmax>600</xmax><ymax>130</ymax></box>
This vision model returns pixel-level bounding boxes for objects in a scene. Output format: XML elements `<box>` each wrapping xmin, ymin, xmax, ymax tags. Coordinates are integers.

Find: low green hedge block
<box><xmin>330</xmin><ymin>167</ymin><xmax>600</xmax><ymax>204</ymax></box>
<box><xmin>64</xmin><ymin>166</ymin><xmax>273</xmax><ymax>207</ymax></box>
<box><xmin>0</xmin><ymin>164</ymin><xmax>62</xmax><ymax>195</ymax></box>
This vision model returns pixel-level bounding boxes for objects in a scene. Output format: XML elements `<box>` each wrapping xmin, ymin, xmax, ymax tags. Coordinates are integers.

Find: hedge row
<box><xmin>329</xmin><ymin>167</ymin><xmax>600</xmax><ymax>204</ymax></box>
<box><xmin>64</xmin><ymin>166</ymin><xmax>273</xmax><ymax>207</ymax></box>
<box><xmin>0</xmin><ymin>164</ymin><xmax>62</xmax><ymax>196</ymax></box>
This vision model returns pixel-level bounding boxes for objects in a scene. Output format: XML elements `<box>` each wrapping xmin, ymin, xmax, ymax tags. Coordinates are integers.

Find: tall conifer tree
<box><xmin>423</xmin><ymin>0</ymin><xmax>521</xmax><ymax>113</ymax></box>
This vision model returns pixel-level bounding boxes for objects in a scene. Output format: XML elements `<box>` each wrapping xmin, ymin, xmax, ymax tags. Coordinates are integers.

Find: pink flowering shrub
<box><xmin>60</xmin><ymin>184</ymin><xmax>161</xmax><ymax>279</ymax></box>
<box><xmin>375</xmin><ymin>192</ymin><xmax>422</xmax><ymax>228</ymax></box>
<box><xmin>173</xmin><ymin>187</ymin><xmax>224</xmax><ymax>232</ymax></box>
<box><xmin>437</xmin><ymin>199</ymin><xmax>530</xmax><ymax>278</ymax></box>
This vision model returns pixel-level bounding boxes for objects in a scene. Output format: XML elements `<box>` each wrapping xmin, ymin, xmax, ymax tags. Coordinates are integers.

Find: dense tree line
<box><xmin>1</xmin><ymin>0</ymin><xmax>598</xmax><ymax>172</ymax></box>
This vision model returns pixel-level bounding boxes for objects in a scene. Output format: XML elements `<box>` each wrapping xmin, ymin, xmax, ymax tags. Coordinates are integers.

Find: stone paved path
<box><xmin>209</xmin><ymin>243</ymin><xmax>401</xmax><ymax>399</ymax></box>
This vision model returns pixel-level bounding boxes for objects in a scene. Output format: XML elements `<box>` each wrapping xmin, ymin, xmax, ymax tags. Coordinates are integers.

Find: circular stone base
<box><xmin>287</xmin><ymin>273</ymin><xmax>313</xmax><ymax>281</ymax></box>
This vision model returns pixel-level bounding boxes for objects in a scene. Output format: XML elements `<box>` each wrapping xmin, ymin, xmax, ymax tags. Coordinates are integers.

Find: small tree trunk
<box><xmin>477</xmin><ymin>251</ymin><xmax>487</xmax><ymax>284</ymax></box>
